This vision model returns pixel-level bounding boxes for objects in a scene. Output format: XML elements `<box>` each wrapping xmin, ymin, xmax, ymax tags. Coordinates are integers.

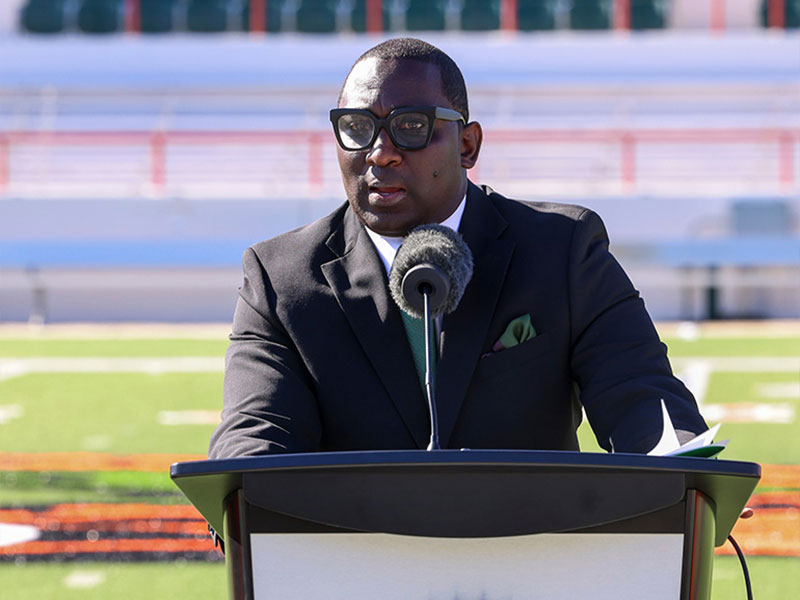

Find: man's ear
<box><xmin>460</xmin><ymin>121</ymin><xmax>483</xmax><ymax>169</ymax></box>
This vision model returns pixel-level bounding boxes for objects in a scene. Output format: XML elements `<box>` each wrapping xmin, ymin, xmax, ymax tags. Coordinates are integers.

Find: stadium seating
<box><xmin>242</xmin><ymin>0</ymin><xmax>287</xmax><ymax>32</ymax></box>
<box><xmin>17</xmin><ymin>0</ymin><xmax>800</xmax><ymax>35</ymax></box>
<box><xmin>186</xmin><ymin>0</ymin><xmax>230</xmax><ymax>32</ymax></box>
<box><xmin>630</xmin><ymin>0</ymin><xmax>666</xmax><ymax>30</ymax></box>
<box><xmin>77</xmin><ymin>0</ymin><xmax>122</xmax><ymax>33</ymax></box>
<box><xmin>21</xmin><ymin>0</ymin><xmax>66</xmax><ymax>33</ymax></box>
<box><xmin>350</xmin><ymin>0</ymin><xmax>392</xmax><ymax>32</ymax></box>
<box><xmin>461</xmin><ymin>0</ymin><xmax>501</xmax><ymax>31</ymax></box>
<box><xmin>569</xmin><ymin>0</ymin><xmax>611</xmax><ymax>30</ymax></box>
<box><xmin>296</xmin><ymin>0</ymin><xmax>338</xmax><ymax>33</ymax></box>
<box><xmin>760</xmin><ymin>0</ymin><xmax>800</xmax><ymax>28</ymax></box>
<box><xmin>405</xmin><ymin>0</ymin><xmax>446</xmax><ymax>31</ymax></box>
<box><xmin>517</xmin><ymin>0</ymin><xmax>557</xmax><ymax>30</ymax></box>
<box><xmin>140</xmin><ymin>0</ymin><xmax>175</xmax><ymax>33</ymax></box>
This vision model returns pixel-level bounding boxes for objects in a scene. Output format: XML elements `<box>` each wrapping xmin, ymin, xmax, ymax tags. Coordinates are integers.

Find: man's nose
<box><xmin>366</xmin><ymin>128</ymin><xmax>402</xmax><ymax>166</ymax></box>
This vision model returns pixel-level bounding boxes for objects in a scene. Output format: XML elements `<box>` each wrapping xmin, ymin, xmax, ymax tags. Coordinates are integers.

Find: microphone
<box><xmin>389</xmin><ymin>224</ymin><xmax>474</xmax><ymax>319</ymax></box>
<box><xmin>389</xmin><ymin>224</ymin><xmax>474</xmax><ymax>450</ymax></box>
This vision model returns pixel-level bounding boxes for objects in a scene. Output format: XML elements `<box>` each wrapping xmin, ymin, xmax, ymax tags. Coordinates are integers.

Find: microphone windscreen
<box><xmin>389</xmin><ymin>224</ymin><xmax>474</xmax><ymax>318</ymax></box>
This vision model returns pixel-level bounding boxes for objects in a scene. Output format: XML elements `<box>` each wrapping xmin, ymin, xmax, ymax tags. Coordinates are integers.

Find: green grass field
<box><xmin>0</xmin><ymin>372</ymin><xmax>221</xmax><ymax>454</ymax></box>
<box><xmin>0</xmin><ymin>558</ymin><xmax>791</xmax><ymax>599</ymax></box>
<box><xmin>0</xmin><ymin>562</ymin><xmax>227</xmax><ymax>599</ymax></box>
<box><xmin>1</xmin><ymin>323</ymin><xmax>798</xmax><ymax>598</ymax></box>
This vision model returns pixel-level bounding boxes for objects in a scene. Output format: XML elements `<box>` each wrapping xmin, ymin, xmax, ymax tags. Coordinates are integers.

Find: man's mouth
<box><xmin>368</xmin><ymin>185</ymin><xmax>406</xmax><ymax>205</ymax></box>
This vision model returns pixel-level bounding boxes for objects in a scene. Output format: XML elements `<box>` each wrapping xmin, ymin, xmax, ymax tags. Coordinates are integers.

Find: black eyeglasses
<box><xmin>329</xmin><ymin>106</ymin><xmax>466</xmax><ymax>151</ymax></box>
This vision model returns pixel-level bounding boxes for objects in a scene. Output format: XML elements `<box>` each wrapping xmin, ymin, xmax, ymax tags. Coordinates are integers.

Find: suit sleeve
<box><xmin>567</xmin><ymin>209</ymin><xmax>707</xmax><ymax>453</ymax></box>
<box><xmin>208</xmin><ymin>247</ymin><xmax>322</xmax><ymax>458</ymax></box>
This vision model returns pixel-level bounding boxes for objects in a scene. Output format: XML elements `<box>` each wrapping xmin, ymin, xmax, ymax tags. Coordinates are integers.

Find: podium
<box><xmin>171</xmin><ymin>450</ymin><xmax>759</xmax><ymax>600</ymax></box>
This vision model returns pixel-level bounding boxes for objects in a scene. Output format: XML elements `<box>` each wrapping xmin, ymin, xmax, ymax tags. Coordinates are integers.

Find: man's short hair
<box><xmin>340</xmin><ymin>38</ymin><xmax>470</xmax><ymax>122</ymax></box>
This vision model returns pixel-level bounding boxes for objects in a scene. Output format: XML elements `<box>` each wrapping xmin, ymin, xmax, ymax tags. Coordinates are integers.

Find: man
<box><xmin>209</xmin><ymin>38</ymin><xmax>707</xmax><ymax>459</ymax></box>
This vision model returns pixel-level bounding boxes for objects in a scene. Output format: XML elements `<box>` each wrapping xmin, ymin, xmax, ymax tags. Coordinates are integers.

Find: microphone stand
<box><xmin>421</xmin><ymin>283</ymin><xmax>440</xmax><ymax>451</ymax></box>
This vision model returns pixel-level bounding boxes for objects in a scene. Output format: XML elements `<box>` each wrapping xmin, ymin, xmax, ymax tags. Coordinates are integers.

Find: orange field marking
<box><xmin>716</xmin><ymin>507</ymin><xmax>800</xmax><ymax>557</ymax></box>
<box><xmin>5</xmin><ymin>538</ymin><xmax>216</xmax><ymax>556</ymax></box>
<box><xmin>747</xmin><ymin>491</ymin><xmax>800</xmax><ymax>507</ymax></box>
<box><xmin>0</xmin><ymin>451</ymin><xmax>207</xmax><ymax>472</ymax></box>
<box><xmin>0</xmin><ymin>503</ymin><xmax>217</xmax><ymax>560</ymax></box>
<box><xmin>716</xmin><ymin>489</ymin><xmax>799</xmax><ymax>557</ymax></box>
<box><xmin>759</xmin><ymin>464</ymin><xmax>800</xmax><ymax>489</ymax></box>
<box><xmin>1</xmin><ymin>453</ymin><xmax>797</xmax><ymax>559</ymax></box>
<box><xmin>1</xmin><ymin>490</ymin><xmax>798</xmax><ymax>559</ymax></box>
<box><xmin>0</xmin><ymin>504</ymin><xmax>204</xmax><ymax>526</ymax></box>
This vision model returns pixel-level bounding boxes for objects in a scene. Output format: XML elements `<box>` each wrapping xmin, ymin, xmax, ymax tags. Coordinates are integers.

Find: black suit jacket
<box><xmin>209</xmin><ymin>183</ymin><xmax>706</xmax><ymax>458</ymax></box>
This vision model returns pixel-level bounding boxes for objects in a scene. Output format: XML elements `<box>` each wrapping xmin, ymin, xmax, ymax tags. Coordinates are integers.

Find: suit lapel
<box><xmin>320</xmin><ymin>208</ymin><xmax>429</xmax><ymax>448</ymax></box>
<box><xmin>436</xmin><ymin>183</ymin><xmax>515</xmax><ymax>448</ymax></box>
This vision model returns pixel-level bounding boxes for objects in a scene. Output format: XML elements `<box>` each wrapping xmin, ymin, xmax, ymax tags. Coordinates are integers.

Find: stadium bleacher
<box><xmin>350</xmin><ymin>0</ymin><xmax>392</xmax><ymax>32</ymax></box>
<box><xmin>241</xmin><ymin>0</ymin><xmax>287</xmax><ymax>31</ymax></box>
<box><xmin>295</xmin><ymin>0</ymin><xmax>339</xmax><ymax>33</ymax></box>
<box><xmin>1</xmin><ymin>33</ymin><xmax>797</xmax><ymax>323</ymax></box>
<box><xmin>20</xmin><ymin>0</ymin><xmax>65</xmax><ymax>33</ymax></box>
<box><xmin>76</xmin><ymin>0</ymin><xmax>120</xmax><ymax>33</ymax></box>
<box><xmin>1</xmin><ymin>1</ymin><xmax>798</xmax><ymax>322</ymax></box>
<box><xmin>630</xmin><ymin>0</ymin><xmax>667</xmax><ymax>29</ymax></box>
<box><xmin>569</xmin><ymin>0</ymin><xmax>612</xmax><ymax>30</ymax></box>
<box><xmin>15</xmin><ymin>0</ymin><xmax>800</xmax><ymax>34</ymax></box>
<box><xmin>516</xmin><ymin>0</ymin><xmax>557</xmax><ymax>30</ymax></box>
<box><xmin>139</xmin><ymin>0</ymin><xmax>176</xmax><ymax>33</ymax></box>
<box><xmin>186</xmin><ymin>0</ymin><xmax>230</xmax><ymax>33</ymax></box>
<box><xmin>460</xmin><ymin>0</ymin><xmax>501</xmax><ymax>31</ymax></box>
<box><xmin>760</xmin><ymin>0</ymin><xmax>800</xmax><ymax>27</ymax></box>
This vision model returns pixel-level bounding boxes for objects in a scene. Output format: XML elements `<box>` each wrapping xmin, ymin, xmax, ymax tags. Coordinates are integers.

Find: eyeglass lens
<box><xmin>337</xmin><ymin>112</ymin><xmax>431</xmax><ymax>150</ymax></box>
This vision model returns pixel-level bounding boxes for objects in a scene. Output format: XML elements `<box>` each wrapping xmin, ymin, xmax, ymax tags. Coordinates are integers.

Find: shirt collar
<box><xmin>365</xmin><ymin>194</ymin><xmax>467</xmax><ymax>274</ymax></box>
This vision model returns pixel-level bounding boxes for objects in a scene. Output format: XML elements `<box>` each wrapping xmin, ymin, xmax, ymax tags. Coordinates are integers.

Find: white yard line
<box><xmin>702</xmin><ymin>403</ymin><xmax>795</xmax><ymax>424</ymax></box>
<box><xmin>2</xmin><ymin>356</ymin><xmax>795</xmax><ymax>379</ymax></box>
<box><xmin>0</xmin><ymin>404</ymin><xmax>23</xmax><ymax>424</ymax></box>
<box><xmin>158</xmin><ymin>410</ymin><xmax>221</xmax><ymax>425</ymax></box>
<box><xmin>670</xmin><ymin>357</ymin><xmax>800</xmax><ymax>372</ymax></box>
<box><xmin>0</xmin><ymin>322</ymin><xmax>231</xmax><ymax>339</ymax></box>
<box><xmin>1</xmin><ymin>355</ymin><xmax>796</xmax><ymax>426</ymax></box>
<box><xmin>657</xmin><ymin>320</ymin><xmax>800</xmax><ymax>338</ymax></box>
<box><xmin>0</xmin><ymin>357</ymin><xmax>224</xmax><ymax>381</ymax></box>
<box><xmin>673</xmin><ymin>357</ymin><xmax>800</xmax><ymax>425</ymax></box>
<box><xmin>63</xmin><ymin>571</ymin><xmax>106</xmax><ymax>589</ymax></box>
<box><xmin>0</xmin><ymin>523</ymin><xmax>40</xmax><ymax>548</ymax></box>
<box><xmin>757</xmin><ymin>382</ymin><xmax>800</xmax><ymax>399</ymax></box>
<box><xmin>2</xmin><ymin>319</ymin><xmax>798</xmax><ymax>339</ymax></box>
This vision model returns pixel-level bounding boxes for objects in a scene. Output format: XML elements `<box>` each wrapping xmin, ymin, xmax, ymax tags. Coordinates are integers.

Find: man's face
<box><xmin>336</xmin><ymin>58</ymin><xmax>476</xmax><ymax>237</ymax></box>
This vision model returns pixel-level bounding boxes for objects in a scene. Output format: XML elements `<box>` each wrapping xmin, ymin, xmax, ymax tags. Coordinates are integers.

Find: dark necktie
<box><xmin>400</xmin><ymin>311</ymin><xmax>437</xmax><ymax>391</ymax></box>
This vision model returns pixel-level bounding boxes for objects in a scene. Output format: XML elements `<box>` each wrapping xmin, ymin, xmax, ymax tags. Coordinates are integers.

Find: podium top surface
<box><xmin>171</xmin><ymin>449</ymin><xmax>760</xmax><ymax>546</ymax></box>
<box><xmin>171</xmin><ymin>448</ymin><xmax>760</xmax><ymax>477</ymax></box>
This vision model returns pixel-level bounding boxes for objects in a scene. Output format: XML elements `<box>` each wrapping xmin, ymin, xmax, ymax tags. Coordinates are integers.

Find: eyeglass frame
<box><xmin>329</xmin><ymin>105</ymin><xmax>467</xmax><ymax>152</ymax></box>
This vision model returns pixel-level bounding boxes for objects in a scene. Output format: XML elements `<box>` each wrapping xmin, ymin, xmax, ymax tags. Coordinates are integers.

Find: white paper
<box><xmin>647</xmin><ymin>399</ymin><xmax>725</xmax><ymax>457</ymax></box>
<box><xmin>647</xmin><ymin>399</ymin><xmax>682</xmax><ymax>455</ymax></box>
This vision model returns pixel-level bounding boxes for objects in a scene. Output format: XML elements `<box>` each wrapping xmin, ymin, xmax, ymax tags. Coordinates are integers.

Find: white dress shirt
<box><xmin>364</xmin><ymin>195</ymin><xmax>467</xmax><ymax>275</ymax></box>
<box><xmin>364</xmin><ymin>195</ymin><xmax>467</xmax><ymax>337</ymax></box>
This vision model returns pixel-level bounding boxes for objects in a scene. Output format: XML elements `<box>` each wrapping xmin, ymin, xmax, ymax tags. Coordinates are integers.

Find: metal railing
<box><xmin>0</xmin><ymin>127</ymin><xmax>797</xmax><ymax>199</ymax></box>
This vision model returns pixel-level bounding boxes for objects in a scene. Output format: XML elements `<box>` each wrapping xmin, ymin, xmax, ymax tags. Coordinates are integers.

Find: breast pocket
<box><xmin>474</xmin><ymin>332</ymin><xmax>552</xmax><ymax>381</ymax></box>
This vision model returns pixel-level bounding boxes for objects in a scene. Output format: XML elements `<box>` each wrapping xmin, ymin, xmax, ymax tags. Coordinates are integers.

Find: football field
<box><xmin>0</xmin><ymin>321</ymin><xmax>798</xmax><ymax>598</ymax></box>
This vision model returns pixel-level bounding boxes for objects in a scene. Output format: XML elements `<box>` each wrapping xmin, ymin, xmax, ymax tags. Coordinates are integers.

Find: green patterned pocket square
<box><xmin>493</xmin><ymin>314</ymin><xmax>537</xmax><ymax>352</ymax></box>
